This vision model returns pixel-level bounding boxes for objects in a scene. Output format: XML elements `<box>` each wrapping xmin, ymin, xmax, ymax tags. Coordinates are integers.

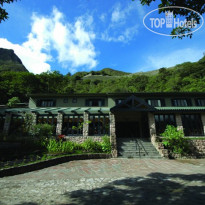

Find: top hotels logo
<box><xmin>143</xmin><ymin>6</ymin><xmax>204</xmax><ymax>37</ymax></box>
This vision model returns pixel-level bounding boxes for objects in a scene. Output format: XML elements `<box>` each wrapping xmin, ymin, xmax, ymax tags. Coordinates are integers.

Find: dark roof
<box><xmin>156</xmin><ymin>107</ymin><xmax>205</xmax><ymax>111</ymax></box>
<box><xmin>28</xmin><ymin>92</ymin><xmax>205</xmax><ymax>98</ymax></box>
<box><xmin>0</xmin><ymin>107</ymin><xmax>110</xmax><ymax>115</ymax></box>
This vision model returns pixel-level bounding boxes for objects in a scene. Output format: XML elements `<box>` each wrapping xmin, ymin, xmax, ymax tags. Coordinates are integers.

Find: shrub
<box><xmin>46</xmin><ymin>139</ymin><xmax>61</xmax><ymax>153</ymax></box>
<box><xmin>101</xmin><ymin>135</ymin><xmax>111</xmax><ymax>153</ymax></box>
<box><xmin>60</xmin><ymin>141</ymin><xmax>76</xmax><ymax>153</ymax></box>
<box><xmin>82</xmin><ymin>138</ymin><xmax>102</xmax><ymax>153</ymax></box>
<box><xmin>7</xmin><ymin>97</ymin><xmax>20</xmax><ymax>107</ymax></box>
<box><xmin>29</xmin><ymin>123</ymin><xmax>54</xmax><ymax>138</ymax></box>
<box><xmin>46</xmin><ymin>139</ymin><xmax>79</xmax><ymax>154</ymax></box>
<box><xmin>161</xmin><ymin>125</ymin><xmax>190</xmax><ymax>154</ymax></box>
<box><xmin>22</xmin><ymin>113</ymin><xmax>34</xmax><ymax>135</ymax></box>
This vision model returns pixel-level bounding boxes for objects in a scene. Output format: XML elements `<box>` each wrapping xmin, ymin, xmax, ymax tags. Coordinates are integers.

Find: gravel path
<box><xmin>0</xmin><ymin>158</ymin><xmax>205</xmax><ymax>205</ymax></box>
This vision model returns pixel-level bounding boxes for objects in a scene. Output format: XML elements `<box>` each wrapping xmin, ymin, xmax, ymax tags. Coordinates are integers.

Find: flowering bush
<box><xmin>58</xmin><ymin>135</ymin><xmax>66</xmax><ymax>141</ymax></box>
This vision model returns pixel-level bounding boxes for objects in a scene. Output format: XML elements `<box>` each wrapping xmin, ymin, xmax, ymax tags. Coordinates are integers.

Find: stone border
<box><xmin>0</xmin><ymin>153</ymin><xmax>111</xmax><ymax>178</ymax></box>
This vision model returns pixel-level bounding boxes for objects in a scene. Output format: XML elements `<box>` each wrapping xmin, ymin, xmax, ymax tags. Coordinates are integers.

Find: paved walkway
<box><xmin>0</xmin><ymin>158</ymin><xmax>205</xmax><ymax>205</ymax></box>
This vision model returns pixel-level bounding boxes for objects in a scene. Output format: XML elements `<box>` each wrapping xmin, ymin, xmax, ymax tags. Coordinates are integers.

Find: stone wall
<box><xmin>65</xmin><ymin>136</ymin><xmax>104</xmax><ymax>143</ymax></box>
<box><xmin>155</xmin><ymin>138</ymin><xmax>205</xmax><ymax>158</ymax></box>
<box><xmin>187</xmin><ymin>139</ymin><xmax>205</xmax><ymax>157</ymax></box>
<box><xmin>154</xmin><ymin>140</ymin><xmax>169</xmax><ymax>158</ymax></box>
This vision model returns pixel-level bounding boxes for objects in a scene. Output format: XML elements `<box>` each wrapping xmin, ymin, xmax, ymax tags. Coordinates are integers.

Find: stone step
<box><xmin>117</xmin><ymin>138</ymin><xmax>161</xmax><ymax>158</ymax></box>
<box><xmin>118</xmin><ymin>155</ymin><xmax>162</xmax><ymax>159</ymax></box>
<box><xmin>118</xmin><ymin>148</ymin><xmax>159</xmax><ymax>153</ymax></box>
<box><xmin>118</xmin><ymin>151</ymin><xmax>160</xmax><ymax>155</ymax></box>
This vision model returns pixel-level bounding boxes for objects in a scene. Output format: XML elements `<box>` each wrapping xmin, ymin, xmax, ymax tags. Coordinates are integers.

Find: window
<box><xmin>85</xmin><ymin>99</ymin><xmax>105</xmax><ymax>107</ymax></box>
<box><xmin>37</xmin><ymin>115</ymin><xmax>57</xmax><ymax>134</ymax></box>
<box><xmin>154</xmin><ymin>114</ymin><xmax>176</xmax><ymax>135</ymax></box>
<box><xmin>37</xmin><ymin>115</ymin><xmax>57</xmax><ymax>125</ymax></box>
<box><xmin>146</xmin><ymin>99</ymin><xmax>165</xmax><ymax>107</ymax></box>
<box><xmin>37</xmin><ymin>99</ymin><xmax>56</xmax><ymax>107</ymax></box>
<box><xmin>89</xmin><ymin>115</ymin><xmax>110</xmax><ymax>135</ymax></box>
<box><xmin>9</xmin><ymin>115</ymin><xmax>24</xmax><ymax>135</ymax></box>
<box><xmin>62</xmin><ymin>115</ymin><xmax>83</xmax><ymax>135</ymax></box>
<box><xmin>195</xmin><ymin>99</ymin><xmax>205</xmax><ymax>106</ymax></box>
<box><xmin>0</xmin><ymin>115</ymin><xmax>5</xmax><ymax>131</ymax></box>
<box><xmin>72</xmin><ymin>97</ymin><xmax>77</xmax><ymax>103</ymax></box>
<box><xmin>171</xmin><ymin>99</ymin><xmax>192</xmax><ymax>106</ymax></box>
<box><xmin>115</xmin><ymin>99</ymin><xmax>124</xmax><ymax>105</ymax></box>
<box><xmin>181</xmin><ymin>114</ymin><xmax>204</xmax><ymax>136</ymax></box>
<box><xmin>63</xmin><ymin>98</ymin><xmax>68</xmax><ymax>103</ymax></box>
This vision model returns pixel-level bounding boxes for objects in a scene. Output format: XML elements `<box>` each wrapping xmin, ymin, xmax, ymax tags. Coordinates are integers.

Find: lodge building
<box><xmin>0</xmin><ymin>92</ymin><xmax>205</xmax><ymax>157</ymax></box>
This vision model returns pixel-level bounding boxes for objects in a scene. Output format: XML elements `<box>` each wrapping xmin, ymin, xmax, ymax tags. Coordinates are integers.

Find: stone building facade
<box><xmin>1</xmin><ymin>92</ymin><xmax>205</xmax><ymax>157</ymax></box>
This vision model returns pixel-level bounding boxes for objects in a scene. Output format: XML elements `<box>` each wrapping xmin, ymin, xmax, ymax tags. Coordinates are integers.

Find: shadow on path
<box><xmin>1</xmin><ymin>172</ymin><xmax>204</xmax><ymax>205</ymax></box>
<box><xmin>62</xmin><ymin>173</ymin><xmax>205</xmax><ymax>205</ymax></box>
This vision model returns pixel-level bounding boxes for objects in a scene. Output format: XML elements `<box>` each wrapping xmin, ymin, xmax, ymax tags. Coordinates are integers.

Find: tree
<box><xmin>0</xmin><ymin>0</ymin><xmax>17</xmax><ymax>23</ymax></box>
<box><xmin>7</xmin><ymin>96</ymin><xmax>20</xmax><ymax>107</ymax></box>
<box><xmin>139</xmin><ymin>0</ymin><xmax>205</xmax><ymax>38</ymax></box>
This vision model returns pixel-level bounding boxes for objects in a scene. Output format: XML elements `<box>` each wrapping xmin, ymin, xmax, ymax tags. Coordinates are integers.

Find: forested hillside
<box><xmin>0</xmin><ymin>50</ymin><xmax>205</xmax><ymax>104</ymax></box>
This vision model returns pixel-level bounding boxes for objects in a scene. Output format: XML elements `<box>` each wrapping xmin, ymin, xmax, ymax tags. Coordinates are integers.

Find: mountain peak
<box><xmin>0</xmin><ymin>48</ymin><xmax>28</xmax><ymax>72</ymax></box>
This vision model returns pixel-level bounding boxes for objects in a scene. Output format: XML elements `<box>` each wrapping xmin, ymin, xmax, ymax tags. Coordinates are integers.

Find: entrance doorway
<box><xmin>115</xmin><ymin>112</ymin><xmax>150</xmax><ymax>139</ymax></box>
<box><xmin>116</xmin><ymin>121</ymin><xmax>140</xmax><ymax>138</ymax></box>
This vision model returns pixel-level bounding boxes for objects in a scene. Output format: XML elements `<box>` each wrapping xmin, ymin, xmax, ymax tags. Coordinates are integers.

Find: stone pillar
<box><xmin>148</xmin><ymin>112</ymin><xmax>157</xmax><ymax>144</ymax></box>
<box><xmin>201</xmin><ymin>113</ymin><xmax>205</xmax><ymax>135</ymax></box>
<box><xmin>3</xmin><ymin>113</ymin><xmax>12</xmax><ymax>135</ymax></box>
<box><xmin>83</xmin><ymin>112</ymin><xmax>89</xmax><ymax>137</ymax></box>
<box><xmin>110</xmin><ymin>112</ymin><xmax>117</xmax><ymax>158</ymax></box>
<box><xmin>31</xmin><ymin>113</ymin><xmax>37</xmax><ymax>126</ymax></box>
<box><xmin>175</xmin><ymin>114</ymin><xmax>184</xmax><ymax>133</ymax></box>
<box><xmin>56</xmin><ymin>112</ymin><xmax>63</xmax><ymax>135</ymax></box>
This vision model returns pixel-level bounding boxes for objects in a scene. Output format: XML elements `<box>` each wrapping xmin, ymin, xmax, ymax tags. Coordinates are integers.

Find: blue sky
<box><xmin>0</xmin><ymin>0</ymin><xmax>204</xmax><ymax>75</ymax></box>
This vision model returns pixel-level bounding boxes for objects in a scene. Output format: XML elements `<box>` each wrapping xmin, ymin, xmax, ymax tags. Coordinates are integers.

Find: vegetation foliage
<box><xmin>7</xmin><ymin>96</ymin><xmax>20</xmax><ymax>107</ymax></box>
<box><xmin>29</xmin><ymin>123</ymin><xmax>54</xmax><ymax>138</ymax></box>
<box><xmin>161</xmin><ymin>125</ymin><xmax>190</xmax><ymax>154</ymax></box>
<box><xmin>43</xmin><ymin>136</ymin><xmax>111</xmax><ymax>154</ymax></box>
<box><xmin>138</xmin><ymin>0</ymin><xmax>205</xmax><ymax>38</ymax></box>
<box><xmin>1</xmin><ymin>55</ymin><xmax>205</xmax><ymax>104</ymax></box>
<box><xmin>0</xmin><ymin>0</ymin><xmax>17</xmax><ymax>23</ymax></box>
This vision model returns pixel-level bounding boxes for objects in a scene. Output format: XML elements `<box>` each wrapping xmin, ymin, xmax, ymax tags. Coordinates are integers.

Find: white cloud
<box><xmin>101</xmin><ymin>2</ymin><xmax>144</xmax><ymax>43</ymax></box>
<box><xmin>111</xmin><ymin>4</ymin><xmax>123</xmax><ymax>23</ymax></box>
<box><xmin>0</xmin><ymin>38</ymin><xmax>51</xmax><ymax>74</ymax></box>
<box><xmin>147</xmin><ymin>48</ymin><xmax>204</xmax><ymax>70</ymax></box>
<box><xmin>101</xmin><ymin>25</ymin><xmax>138</xmax><ymax>43</ymax></box>
<box><xmin>99</xmin><ymin>13</ymin><xmax>106</xmax><ymax>22</ymax></box>
<box><xmin>0</xmin><ymin>7</ymin><xmax>97</xmax><ymax>74</ymax></box>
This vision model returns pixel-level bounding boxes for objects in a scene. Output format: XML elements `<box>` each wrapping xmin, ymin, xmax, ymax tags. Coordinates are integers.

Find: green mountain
<box><xmin>133</xmin><ymin>55</ymin><xmax>205</xmax><ymax>77</ymax></box>
<box><xmin>100</xmin><ymin>68</ymin><xmax>130</xmax><ymax>76</ymax></box>
<box><xmin>81</xmin><ymin>68</ymin><xmax>130</xmax><ymax>80</ymax></box>
<box><xmin>0</xmin><ymin>48</ymin><xmax>28</xmax><ymax>72</ymax></box>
